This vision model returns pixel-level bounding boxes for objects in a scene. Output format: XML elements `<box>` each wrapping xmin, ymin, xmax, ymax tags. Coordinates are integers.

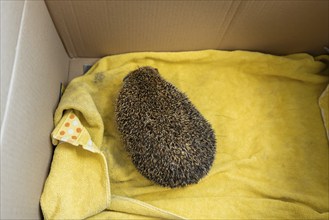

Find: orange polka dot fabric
<box><xmin>51</xmin><ymin>110</ymin><xmax>99</xmax><ymax>153</ymax></box>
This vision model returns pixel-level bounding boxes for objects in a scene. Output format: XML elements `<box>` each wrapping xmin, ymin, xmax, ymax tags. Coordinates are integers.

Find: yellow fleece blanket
<box><xmin>41</xmin><ymin>50</ymin><xmax>329</xmax><ymax>219</ymax></box>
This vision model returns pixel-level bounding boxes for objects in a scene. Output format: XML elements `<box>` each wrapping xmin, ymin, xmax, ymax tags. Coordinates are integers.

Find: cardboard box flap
<box><xmin>0</xmin><ymin>1</ymin><xmax>69</xmax><ymax>218</ymax></box>
<box><xmin>45</xmin><ymin>0</ymin><xmax>329</xmax><ymax>58</ymax></box>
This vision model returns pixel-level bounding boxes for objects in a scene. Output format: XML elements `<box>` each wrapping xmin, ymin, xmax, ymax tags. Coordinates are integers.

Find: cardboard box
<box><xmin>0</xmin><ymin>0</ymin><xmax>328</xmax><ymax>219</ymax></box>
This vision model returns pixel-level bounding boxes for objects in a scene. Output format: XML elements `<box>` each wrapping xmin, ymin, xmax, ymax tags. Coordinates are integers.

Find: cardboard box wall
<box><xmin>0</xmin><ymin>0</ymin><xmax>328</xmax><ymax>219</ymax></box>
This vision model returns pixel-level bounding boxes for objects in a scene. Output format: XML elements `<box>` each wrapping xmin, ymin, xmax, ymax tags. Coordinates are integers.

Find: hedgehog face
<box><xmin>116</xmin><ymin>66</ymin><xmax>216</xmax><ymax>188</ymax></box>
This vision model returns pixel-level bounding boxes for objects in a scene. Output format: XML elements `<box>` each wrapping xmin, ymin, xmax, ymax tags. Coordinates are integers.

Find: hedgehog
<box><xmin>115</xmin><ymin>66</ymin><xmax>216</xmax><ymax>188</ymax></box>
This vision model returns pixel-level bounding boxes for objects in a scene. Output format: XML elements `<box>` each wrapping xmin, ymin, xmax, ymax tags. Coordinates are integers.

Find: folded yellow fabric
<box><xmin>317</xmin><ymin>54</ymin><xmax>329</xmax><ymax>143</ymax></box>
<box><xmin>41</xmin><ymin>50</ymin><xmax>329</xmax><ymax>219</ymax></box>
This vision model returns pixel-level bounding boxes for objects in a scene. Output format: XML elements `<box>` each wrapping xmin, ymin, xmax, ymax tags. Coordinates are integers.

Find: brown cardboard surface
<box><xmin>0</xmin><ymin>1</ymin><xmax>69</xmax><ymax>219</ymax></box>
<box><xmin>46</xmin><ymin>0</ymin><xmax>329</xmax><ymax>58</ymax></box>
<box><xmin>220</xmin><ymin>1</ymin><xmax>329</xmax><ymax>55</ymax></box>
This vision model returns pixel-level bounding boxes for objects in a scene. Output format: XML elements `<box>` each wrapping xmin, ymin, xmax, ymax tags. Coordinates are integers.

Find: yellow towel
<box><xmin>41</xmin><ymin>50</ymin><xmax>329</xmax><ymax>219</ymax></box>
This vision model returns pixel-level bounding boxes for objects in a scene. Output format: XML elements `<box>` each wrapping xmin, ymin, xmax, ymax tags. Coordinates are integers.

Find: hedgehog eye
<box><xmin>123</xmin><ymin>74</ymin><xmax>130</xmax><ymax>81</ymax></box>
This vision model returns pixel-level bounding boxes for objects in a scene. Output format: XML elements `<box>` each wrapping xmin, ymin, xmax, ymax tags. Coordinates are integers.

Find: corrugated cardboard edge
<box><xmin>0</xmin><ymin>1</ymin><xmax>25</xmax><ymax>125</ymax></box>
